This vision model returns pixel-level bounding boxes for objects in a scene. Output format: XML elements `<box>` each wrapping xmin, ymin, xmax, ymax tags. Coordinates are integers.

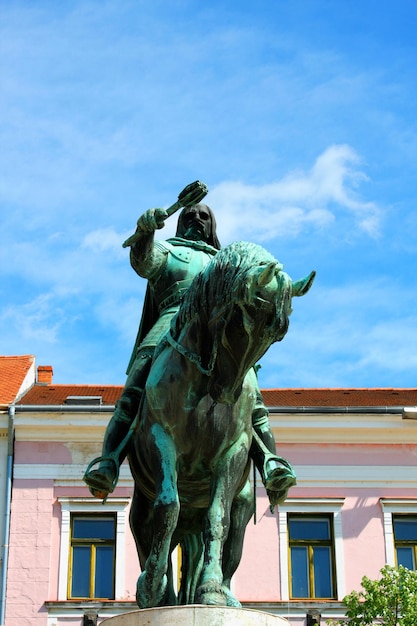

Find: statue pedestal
<box><xmin>100</xmin><ymin>606</ymin><xmax>290</xmax><ymax>625</ymax></box>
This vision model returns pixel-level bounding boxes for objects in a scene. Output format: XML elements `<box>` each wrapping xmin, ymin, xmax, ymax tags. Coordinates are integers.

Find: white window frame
<box><xmin>58</xmin><ymin>497</ymin><xmax>130</xmax><ymax>601</ymax></box>
<box><xmin>380</xmin><ymin>499</ymin><xmax>417</xmax><ymax>566</ymax></box>
<box><xmin>278</xmin><ymin>498</ymin><xmax>345</xmax><ymax>601</ymax></box>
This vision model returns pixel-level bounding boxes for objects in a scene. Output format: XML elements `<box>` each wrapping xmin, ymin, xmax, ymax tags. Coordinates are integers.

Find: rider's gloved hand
<box><xmin>136</xmin><ymin>208</ymin><xmax>168</xmax><ymax>232</ymax></box>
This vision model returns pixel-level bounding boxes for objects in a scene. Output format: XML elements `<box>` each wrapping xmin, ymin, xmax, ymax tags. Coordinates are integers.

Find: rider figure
<box><xmin>84</xmin><ymin>203</ymin><xmax>296</xmax><ymax>507</ymax></box>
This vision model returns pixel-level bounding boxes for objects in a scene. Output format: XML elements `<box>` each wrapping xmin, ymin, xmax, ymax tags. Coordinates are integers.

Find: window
<box><xmin>381</xmin><ymin>499</ymin><xmax>417</xmax><ymax>568</ymax></box>
<box><xmin>278</xmin><ymin>498</ymin><xmax>345</xmax><ymax>601</ymax></box>
<box><xmin>58</xmin><ymin>497</ymin><xmax>130</xmax><ymax>601</ymax></box>
<box><xmin>393</xmin><ymin>515</ymin><xmax>417</xmax><ymax>570</ymax></box>
<box><xmin>69</xmin><ymin>514</ymin><xmax>116</xmax><ymax>599</ymax></box>
<box><xmin>288</xmin><ymin>514</ymin><xmax>336</xmax><ymax>599</ymax></box>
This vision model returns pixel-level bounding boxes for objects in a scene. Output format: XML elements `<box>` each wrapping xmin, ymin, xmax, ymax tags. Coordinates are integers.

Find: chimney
<box><xmin>37</xmin><ymin>365</ymin><xmax>53</xmax><ymax>384</ymax></box>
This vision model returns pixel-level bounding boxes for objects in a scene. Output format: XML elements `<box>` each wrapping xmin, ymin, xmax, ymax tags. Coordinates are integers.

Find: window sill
<box><xmin>45</xmin><ymin>600</ymin><xmax>137</xmax><ymax>620</ymax></box>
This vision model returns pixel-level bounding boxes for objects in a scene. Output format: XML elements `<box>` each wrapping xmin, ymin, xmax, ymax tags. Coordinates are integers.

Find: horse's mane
<box><xmin>172</xmin><ymin>241</ymin><xmax>279</xmax><ymax>331</ymax></box>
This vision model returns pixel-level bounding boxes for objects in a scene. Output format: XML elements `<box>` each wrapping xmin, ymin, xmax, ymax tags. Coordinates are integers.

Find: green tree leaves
<box><xmin>328</xmin><ymin>565</ymin><xmax>417</xmax><ymax>626</ymax></box>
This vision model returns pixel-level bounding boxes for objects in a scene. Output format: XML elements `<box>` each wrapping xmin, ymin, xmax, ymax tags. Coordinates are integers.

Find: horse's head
<box><xmin>170</xmin><ymin>241</ymin><xmax>315</xmax><ymax>405</ymax></box>
<box><xmin>205</xmin><ymin>243</ymin><xmax>315</xmax><ymax>404</ymax></box>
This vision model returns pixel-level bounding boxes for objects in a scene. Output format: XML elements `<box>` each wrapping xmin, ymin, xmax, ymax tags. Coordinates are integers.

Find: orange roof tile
<box><xmin>0</xmin><ymin>355</ymin><xmax>35</xmax><ymax>406</ymax></box>
<box><xmin>262</xmin><ymin>388</ymin><xmax>417</xmax><ymax>407</ymax></box>
<box><xmin>15</xmin><ymin>383</ymin><xmax>417</xmax><ymax>409</ymax></box>
<box><xmin>17</xmin><ymin>384</ymin><xmax>123</xmax><ymax>406</ymax></box>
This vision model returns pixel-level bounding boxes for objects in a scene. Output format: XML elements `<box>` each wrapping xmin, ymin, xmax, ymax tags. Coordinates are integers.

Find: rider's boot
<box><xmin>251</xmin><ymin>398</ymin><xmax>297</xmax><ymax>509</ymax></box>
<box><xmin>84</xmin><ymin>391</ymin><xmax>140</xmax><ymax>499</ymax></box>
<box><xmin>84</xmin><ymin>353</ymin><xmax>153</xmax><ymax>499</ymax></box>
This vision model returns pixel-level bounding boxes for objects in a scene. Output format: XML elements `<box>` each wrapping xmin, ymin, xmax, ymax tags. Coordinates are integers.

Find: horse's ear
<box><xmin>292</xmin><ymin>270</ymin><xmax>316</xmax><ymax>296</ymax></box>
<box><xmin>257</xmin><ymin>262</ymin><xmax>277</xmax><ymax>287</ymax></box>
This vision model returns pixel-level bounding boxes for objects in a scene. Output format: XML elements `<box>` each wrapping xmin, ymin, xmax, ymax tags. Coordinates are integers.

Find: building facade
<box><xmin>0</xmin><ymin>355</ymin><xmax>38</xmax><ymax>625</ymax></box>
<box><xmin>2</xmin><ymin>357</ymin><xmax>417</xmax><ymax>625</ymax></box>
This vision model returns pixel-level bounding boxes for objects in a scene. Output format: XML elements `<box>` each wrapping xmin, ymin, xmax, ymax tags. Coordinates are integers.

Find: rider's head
<box><xmin>176</xmin><ymin>204</ymin><xmax>221</xmax><ymax>250</ymax></box>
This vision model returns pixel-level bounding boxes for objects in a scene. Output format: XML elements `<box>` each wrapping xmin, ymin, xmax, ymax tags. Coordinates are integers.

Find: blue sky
<box><xmin>1</xmin><ymin>0</ymin><xmax>417</xmax><ymax>389</ymax></box>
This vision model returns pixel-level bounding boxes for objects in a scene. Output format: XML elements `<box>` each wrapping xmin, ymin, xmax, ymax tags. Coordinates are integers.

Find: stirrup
<box><xmin>83</xmin><ymin>456</ymin><xmax>120</xmax><ymax>500</ymax></box>
<box><xmin>263</xmin><ymin>456</ymin><xmax>297</xmax><ymax>510</ymax></box>
<box><xmin>252</xmin><ymin>429</ymin><xmax>295</xmax><ymax>481</ymax></box>
<box><xmin>261</xmin><ymin>452</ymin><xmax>295</xmax><ymax>483</ymax></box>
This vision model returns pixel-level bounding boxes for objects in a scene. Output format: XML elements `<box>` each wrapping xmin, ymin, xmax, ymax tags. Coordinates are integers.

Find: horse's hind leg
<box><xmin>136</xmin><ymin>423</ymin><xmax>179</xmax><ymax>608</ymax></box>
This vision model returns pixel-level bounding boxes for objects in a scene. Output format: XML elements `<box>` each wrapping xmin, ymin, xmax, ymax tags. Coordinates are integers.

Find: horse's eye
<box><xmin>231</xmin><ymin>308</ymin><xmax>244</xmax><ymax>327</ymax></box>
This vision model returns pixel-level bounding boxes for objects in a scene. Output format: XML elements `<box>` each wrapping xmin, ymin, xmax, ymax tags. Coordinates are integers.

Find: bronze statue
<box><xmin>84</xmin><ymin>181</ymin><xmax>315</xmax><ymax>608</ymax></box>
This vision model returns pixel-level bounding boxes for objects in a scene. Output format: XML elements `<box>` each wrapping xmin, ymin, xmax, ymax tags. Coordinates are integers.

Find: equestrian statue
<box><xmin>84</xmin><ymin>181</ymin><xmax>315</xmax><ymax>609</ymax></box>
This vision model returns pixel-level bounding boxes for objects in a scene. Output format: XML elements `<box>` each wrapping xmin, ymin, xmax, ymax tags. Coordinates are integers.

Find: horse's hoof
<box><xmin>195</xmin><ymin>581</ymin><xmax>227</xmax><ymax>606</ymax></box>
<box><xmin>223</xmin><ymin>587</ymin><xmax>242</xmax><ymax>607</ymax></box>
<box><xmin>136</xmin><ymin>572</ymin><xmax>168</xmax><ymax>608</ymax></box>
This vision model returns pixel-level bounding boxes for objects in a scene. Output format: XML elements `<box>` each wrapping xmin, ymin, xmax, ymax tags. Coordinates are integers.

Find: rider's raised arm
<box><xmin>129</xmin><ymin>208</ymin><xmax>169</xmax><ymax>279</ymax></box>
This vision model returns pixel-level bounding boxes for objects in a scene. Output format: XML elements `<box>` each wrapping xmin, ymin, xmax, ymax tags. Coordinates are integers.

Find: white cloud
<box><xmin>209</xmin><ymin>145</ymin><xmax>381</xmax><ymax>243</ymax></box>
<box><xmin>82</xmin><ymin>227</ymin><xmax>127</xmax><ymax>255</ymax></box>
<box><xmin>0</xmin><ymin>294</ymin><xmax>65</xmax><ymax>344</ymax></box>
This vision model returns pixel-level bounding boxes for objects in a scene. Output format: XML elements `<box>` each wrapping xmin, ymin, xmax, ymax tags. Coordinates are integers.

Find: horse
<box><xmin>127</xmin><ymin>241</ymin><xmax>315</xmax><ymax>609</ymax></box>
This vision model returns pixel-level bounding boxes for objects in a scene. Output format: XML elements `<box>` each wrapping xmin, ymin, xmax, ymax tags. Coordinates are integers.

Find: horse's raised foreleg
<box><xmin>136</xmin><ymin>423</ymin><xmax>179</xmax><ymax>608</ymax></box>
<box><xmin>195</xmin><ymin>440</ymin><xmax>248</xmax><ymax>606</ymax></box>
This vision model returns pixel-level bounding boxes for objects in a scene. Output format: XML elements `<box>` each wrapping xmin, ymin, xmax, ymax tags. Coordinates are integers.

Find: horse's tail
<box><xmin>178</xmin><ymin>533</ymin><xmax>204</xmax><ymax>605</ymax></box>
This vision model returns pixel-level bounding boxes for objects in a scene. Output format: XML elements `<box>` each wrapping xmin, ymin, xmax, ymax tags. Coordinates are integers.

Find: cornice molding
<box><xmin>269</xmin><ymin>412</ymin><xmax>417</xmax><ymax>444</ymax></box>
<box><xmin>8</xmin><ymin>407</ymin><xmax>417</xmax><ymax>444</ymax></box>
<box><xmin>13</xmin><ymin>462</ymin><xmax>417</xmax><ymax>489</ymax></box>
<box><xmin>14</xmin><ymin>463</ymin><xmax>133</xmax><ymax>486</ymax></box>
<box><xmin>13</xmin><ymin>410</ymin><xmax>110</xmax><ymax>441</ymax></box>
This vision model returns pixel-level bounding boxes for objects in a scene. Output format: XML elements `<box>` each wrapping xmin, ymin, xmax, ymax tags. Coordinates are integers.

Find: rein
<box><xmin>165</xmin><ymin>328</ymin><xmax>217</xmax><ymax>376</ymax></box>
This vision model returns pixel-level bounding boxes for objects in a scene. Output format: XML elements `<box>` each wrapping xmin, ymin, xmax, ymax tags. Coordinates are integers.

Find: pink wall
<box><xmin>278</xmin><ymin>442</ymin><xmax>417</xmax><ymax>467</ymax></box>
<box><xmin>6</xmin><ymin>480</ymin><xmax>54</xmax><ymax>626</ymax></box>
<box><xmin>235</xmin><ymin>493</ymin><xmax>281</xmax><ymax>601</ymax></box>
<box><xmin>15</xmin><ymin>441</ymin><xmax>72</xmax><ymax>464</ymax></box>
<box><xmin>341</xmin><ymin>494</ymin><xmax>386</xmax><ymax>590</ymax></box>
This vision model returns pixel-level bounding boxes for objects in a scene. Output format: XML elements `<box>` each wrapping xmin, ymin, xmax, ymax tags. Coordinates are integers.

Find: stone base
<box><xmin>100</xmin><ymin>606</ymin><xmax>290</xmax><ymax>625</ymax></box>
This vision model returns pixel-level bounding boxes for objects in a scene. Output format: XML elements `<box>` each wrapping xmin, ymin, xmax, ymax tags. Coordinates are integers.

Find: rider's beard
<box><xmin>183</xmin><ymin>222</ymin><xmax>208</xmax><ymax>242</ymax></box>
